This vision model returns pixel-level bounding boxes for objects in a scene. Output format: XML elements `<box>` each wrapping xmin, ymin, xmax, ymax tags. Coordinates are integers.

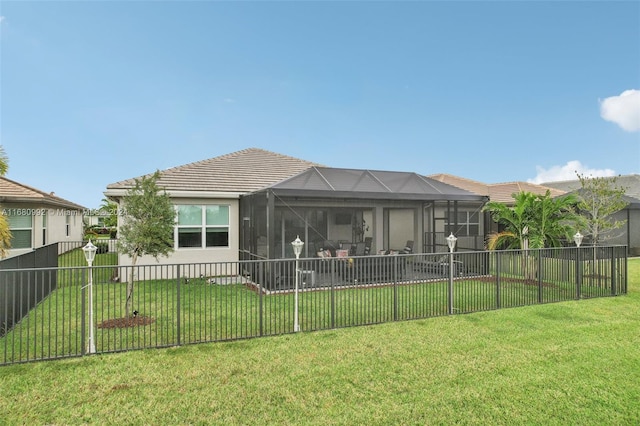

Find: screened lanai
<box><xmin>240</xmin><ymin>167</ymin><xmax>488</xmax><ymax>260</ymax></box>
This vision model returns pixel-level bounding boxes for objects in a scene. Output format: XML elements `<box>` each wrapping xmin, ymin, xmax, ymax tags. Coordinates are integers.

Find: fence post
<box><xmin>610</xmin><ymin>247</ymin><xmax>616</xmax><ymax>296</ymax></box>
<box><xmin>448</xmin><ymin>252</ymin><xmax>454</xmax><ymax>315</ymax></box>
<box><xmin>81</xmin><ymin>268</ymin><xmax>86</xmax><ymax>356</ymax></box>
<box><xmin>537</xmin><ymin>251</ymin><xmax>543</xmax><ymax>304</ymax></box>
<box><xmin>393</xmin><ymin>256</ymin><xmax>398</xmax><ymax>322</ymax></box>
<box><xmin>330</xmin><ymin>259</ymin><xmax>335</xmax><ymax>329</ymax></box>
<box><xmin>176</xmin><ymin>264</ymin><xmax>181</xmax><ymax>346</ymax></box>
<box><xmin>576</xmin><ymin>247</ymin><xmax>582</xmax><ymax>300</ymax></box>
<box><xmin>258</xmin><ymin>262</ymin><xmax>263</xmax><ymax>337</ymax></box>
<box><xmin>495</xmin><ymin>253</ymin><xmax>501</xmax><ymax>310</ymax></box>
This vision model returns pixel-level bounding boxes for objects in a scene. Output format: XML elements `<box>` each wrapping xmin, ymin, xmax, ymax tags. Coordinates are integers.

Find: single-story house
<box><xmin>428</xmin><ymin>173</ymin><xmax>567</xmax><ymax>236</ymax></box>
<box><xmin>0</xmin><ymin>177</ymin><xmax>85</xmax><ymax>258</ymax></box>
<box><xmin>429</xmin><ymin>172</ymin><xmax>640</xmax><ymax>255</ymax></box>
<box><xmin>104</xmin><ymin>148</ymin><xmax>488</xmax><ymax>268</ymax></box>
<box><xmin>542</xmin><ymin>174</ymin><xmax>640</xmax><ymax>255</ymax></box>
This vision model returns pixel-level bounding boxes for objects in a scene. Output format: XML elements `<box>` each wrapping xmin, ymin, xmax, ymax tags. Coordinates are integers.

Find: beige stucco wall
<box><xmin>3</xmin><ymin>203</ymin><xmax>84</xmax><ymax>258</ymax></box>
<box><xmin>116</xmin><ymin>197</ymin><xmax>240</xmax><ymax>269</ymax></box>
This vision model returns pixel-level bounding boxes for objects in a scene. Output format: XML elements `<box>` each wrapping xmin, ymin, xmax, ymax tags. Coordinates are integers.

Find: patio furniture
<box><xmin>414</xmin><ymin>255</ymin><xmax>466</xmax><ymax>277</ymax></box>
<box><xmin>344</xmin><ymin>253</ymin><xmax>407</xmax><ymax>284</ymax></box>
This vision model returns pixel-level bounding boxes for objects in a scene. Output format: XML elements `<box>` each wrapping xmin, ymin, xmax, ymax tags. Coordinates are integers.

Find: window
<box><xmin>8</xmin><ymin>214</ymin><xmax>33</xmax><ymax>249</ymax></box>
<box><xmin>65</xmin><ymin>215</ymin><xmax>70</xmax><ymax>237</ymax></box>
<box><xmin>446</xmin><ymin>210</ymin><xmax>480</xmax><ymax>237</ymax></box>
<box><xmin>176</xmin><ymin>205</ymin><xmax>229</xmax><ymax>248</ymax></box>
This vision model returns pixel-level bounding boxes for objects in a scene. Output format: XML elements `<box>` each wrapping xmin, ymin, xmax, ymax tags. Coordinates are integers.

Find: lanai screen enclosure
<box><xmin>240</xmin><ymin>167</ymin><xmax>488</xmax><ymax>260</ymax></box>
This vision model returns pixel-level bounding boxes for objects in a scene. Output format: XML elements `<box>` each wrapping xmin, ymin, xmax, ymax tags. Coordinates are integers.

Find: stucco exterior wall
<box><xmin>116</xmin><ymin>197</ymin><xmax>240</xmax><ymax>268</ymax></box>
<box><xmin>2</xmin><ymin>203</ymin><xmax>83</xmax><ymax>258</ymax></box>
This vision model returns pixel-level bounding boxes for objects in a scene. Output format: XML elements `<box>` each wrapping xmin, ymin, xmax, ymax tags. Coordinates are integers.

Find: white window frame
<box><xmin>446</xmin><ymin>209</ymin><xmax>480</xmax><ymax>237</ymax></box>
<box><xmin>8</xmin><ymin>213</ymin><xmax>34</xmax><ymax>249</ymax></box>
<box><xmin>175</xmin><ymin>204</ymin><xmax>230</xmax><ymax>249</ymax></box>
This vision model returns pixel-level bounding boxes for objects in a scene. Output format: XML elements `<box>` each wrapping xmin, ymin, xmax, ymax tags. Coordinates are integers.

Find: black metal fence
<box><xmin>0</xmin><ymin>245</ymin><xmax>627</xmax><ymax>365</ymax></box>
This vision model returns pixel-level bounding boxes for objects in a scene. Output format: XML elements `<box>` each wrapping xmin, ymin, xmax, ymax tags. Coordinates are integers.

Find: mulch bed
<box><xmin>98</xmin><ymin>316</ymin><xmax>156</xmax><ymax>329</ymax></box>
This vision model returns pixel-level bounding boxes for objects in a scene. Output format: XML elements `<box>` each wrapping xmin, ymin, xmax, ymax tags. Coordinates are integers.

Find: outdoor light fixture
<box><xmin>574</xmin><ymin>232</ymin><xmax>584</xmax><ymax>248</ymax></box>
<box><xmin>82</xmin><ymin>240</ymin><xmax>98</xmax><ymax>354</ymax></box>
<box><xmin>445</xmin><ymin>233</ymin><xmax>457</xmax><ymax>315</ymax></box>
<box><xmin>446</xmin><ymin>232</ymin><xmax>457</xmax><ymax>253</ymax></box>
<box><xmin>291</xmin><ymin>236</ymin><xmax>304</xmax><ymax>332</ymax></box>
<box><xmin>292</xmin><ymin>236</ymin><xmax>304</xmax><ymax>259</ymax></box>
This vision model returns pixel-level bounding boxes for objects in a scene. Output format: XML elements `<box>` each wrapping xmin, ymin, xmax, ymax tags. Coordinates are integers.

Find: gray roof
<box><xmin>106</xmin><ymin>148</ymin><xmax>322</xmax><ymax>194</ymax></box>
<box><xmin>263</xmin><ymin>167</ymin><xmax>486</xmax><ymax>201</ymax></box>
<box><xmin>543</xmin><ymin>174</ymin><xmax>640</xmax><ymax>208</ymax></box>
<box><xmin>542</xmin><ymin>174</ymin><xmax>640</xmax><ymax>199</ymax></box>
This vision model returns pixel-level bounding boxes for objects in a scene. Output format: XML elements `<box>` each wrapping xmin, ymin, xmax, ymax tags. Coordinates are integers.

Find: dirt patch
<box><xmin>97</xmin><ymin>316</ymin><xmax>156</xmax><ymax>329</ymax></box>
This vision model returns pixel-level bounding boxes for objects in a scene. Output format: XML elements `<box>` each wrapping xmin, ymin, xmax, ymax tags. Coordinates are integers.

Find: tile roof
<box><xmin>106</xmin><ymin>148</ymin><xmax>322</xmax><ymax>194</ymax></box>
<box><xmin>428</xmin><ymin>173</ymin><xmax>565</xmax><ymax>203</ymax></box>
<box><xmin>488</xmin><ymin>182</ymin><xmax>566</xmax><ymax>203</ymax></box>
<box><xmin>0</xmin><ymin>177</ymin><xmax>85</xmax><ymax>209</ymax></box>
<box><xmin>428</xmin><ymin>174</ymin><xmax>490</xmax><ymax>196</ymax></box>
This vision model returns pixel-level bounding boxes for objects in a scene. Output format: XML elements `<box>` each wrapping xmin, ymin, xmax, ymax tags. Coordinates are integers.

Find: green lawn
<box><xmin>0</xmin><ymin>259</ymin><xmax>638</xmax><ymax>425</ymax></box>
<box><xmin>2</xmin><ymin>266</ymin><xmax>613</xmax><ymax>363</ymax></box>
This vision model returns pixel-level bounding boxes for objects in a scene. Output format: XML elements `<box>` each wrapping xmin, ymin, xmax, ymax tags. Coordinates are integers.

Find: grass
<box><xmin>0</xmin><ymin>259</ymin><xmax>638</xmax><ymax>424</ymax></box>
<box><xmin>2</xmin><ymin>266</ymin><xmax>616</xmax><ymax>362</ymax></box>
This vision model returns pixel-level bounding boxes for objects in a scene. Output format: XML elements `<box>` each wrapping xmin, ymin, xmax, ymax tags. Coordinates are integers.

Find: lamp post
<box><xmin>574</xmin><ymin>232</ymin><xmax>583</xmax><ymax>299</ymax></box>
<box><xmin>82</xmin><ymin>240</ymin><xmax>98</xmax><ymax>354</ymax></box>
<box><xmin>291</xmin><ymin>236</ymin><xmax>304</xmax><ymax>332</ymax></box>
<box><xmin>446</xmin><ymin>233</ymin><xmax>457</xmax><ymax>315</ymax></box>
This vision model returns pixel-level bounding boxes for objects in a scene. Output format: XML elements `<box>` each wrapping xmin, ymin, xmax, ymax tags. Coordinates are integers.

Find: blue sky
<box><xmin>1</xmin><ymin>1</ymin><xmax>639</xmax><ymax>209</ymax></box>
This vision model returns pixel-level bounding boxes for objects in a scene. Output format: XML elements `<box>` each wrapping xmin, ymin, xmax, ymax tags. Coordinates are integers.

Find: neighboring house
<box><xmin>0</xmin><ymin>177</ymin><xmax>85</xmax><ymax>258</ymax></box>
<box><xmin>429</xmin><ymin>173</ymin><xmax>567</xmax><ymax>236</ymax></box>
<box><xmin>104</xmin><ymin>148</ymin><xmax>488</xmax><ymax>268</ymax></box>
<box><xmin>542</xmin><ymin>174</ymin><xmax>640</xmax><ymax>255</ymax></box>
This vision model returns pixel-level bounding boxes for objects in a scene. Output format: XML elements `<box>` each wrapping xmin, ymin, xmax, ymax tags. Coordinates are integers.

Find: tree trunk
<box><xmin>125</xmin><ymin>252</ymin><xmax>138</xmax><ymax>318</ymax></box>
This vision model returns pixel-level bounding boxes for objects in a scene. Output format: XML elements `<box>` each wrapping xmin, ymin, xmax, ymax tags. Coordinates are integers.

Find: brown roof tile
<box><xmin>428</xmin><ymin>173</ymin><xmax>566</xmax><ymax>204</ymax></box>
<box><xmin>106</xmin><ymin>148</ymin><xmax>322</xmax><ymax>193</ymax></box>
<box><xmin>0</xmin><ymin>177</ymin><xmax>86</xmax><ymax>209</ymax></box>
<box><xmin>488</xmin><ymin>182</ymin><xmax>566</xmax><ymax>203</ymax></box>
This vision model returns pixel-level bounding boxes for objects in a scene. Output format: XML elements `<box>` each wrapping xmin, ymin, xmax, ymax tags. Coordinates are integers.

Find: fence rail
<box><xmin>0</xmin><ymin>245</ymin><xmax>628</xmax><ymax>365</ymax></box>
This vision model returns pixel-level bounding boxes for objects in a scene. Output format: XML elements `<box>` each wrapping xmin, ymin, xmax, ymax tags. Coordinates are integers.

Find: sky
<box><xmin>1</xmin><ymin>1</ymin><xmax>639</xmax><ymax>209</ymax></box>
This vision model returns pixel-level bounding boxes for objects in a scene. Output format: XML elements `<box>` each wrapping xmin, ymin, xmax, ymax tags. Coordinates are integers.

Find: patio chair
<box><xmin>400</xmin><ymin>240</ymin><xmax>414</xmax><ymax>254</ymax></box>
<box><xmin>364</xmin><ymin>237</ymin><xmax>373</xmax><ymax>255</ymax></box>
<box><xmin>414</xmin><ymin>254</ymin><xmax>465</xmax><ymax>277</ymax></box>
<box><xmin>354</xmin><ymin>242</ymin><xmax>367</xmax><ymax>256</ymax></box>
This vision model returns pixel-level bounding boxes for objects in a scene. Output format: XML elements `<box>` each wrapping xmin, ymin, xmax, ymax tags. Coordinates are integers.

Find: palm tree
<box><xmin>484</xmin><ymin>191</ymin><xmax>537</xmax><ymax>250</ymax></box>
<box><xmin>484</xmin><ymin>190</ymin><xmax>581</xmax><ymax>279</ymax></box>
<box><xmin>484</xmin><ymin>190</ymin><xmax>580</xmax><ymax>250</ymax></box>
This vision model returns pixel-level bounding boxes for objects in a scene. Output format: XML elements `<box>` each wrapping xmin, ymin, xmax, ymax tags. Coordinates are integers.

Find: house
<box><xmin>428</xmin><ymin>173</ymin><xmax>567</xmax><ymax>236</ymax></box>
<box><xmin>0</xmin><ymin>177</ymin><xmax>85</xmax><ymax>258</ymax></box>
<box><xmin>542</xmin><ymin>174</ymin><xmax>640</xmax><ymax>255</ymax></box>
<box><xmin>104</xmin><ymin>148</ymin><xmax>322</xmax><ymax>266</ymax></box>
<box><xmin>104</xmin><ymin>148</ymin><xmax>488</xmax><ymax>268</ymax></box>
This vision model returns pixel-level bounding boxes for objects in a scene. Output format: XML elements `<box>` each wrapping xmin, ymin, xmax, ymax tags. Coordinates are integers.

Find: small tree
<box><xmin>117</xmin><ymin>171</ymin><xmax>175</xmax><ymax>317</ymax></box>
<box><xmin>575</xmin><ymin>173</ymin><xmax>628</xmax><ymax>246</ymax></box>
<box><xmin>575</xmin><ymin>173</ymin><xmax>628</xmax><ymax>281</ymax></box>
<box><xmin>0</xmin><ymin>146</ymin><xmax>11</xmax><ymax>258</ymax></box>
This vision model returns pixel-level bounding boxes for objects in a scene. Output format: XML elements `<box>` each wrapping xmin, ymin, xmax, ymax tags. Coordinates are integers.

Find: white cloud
<box><xmin>528</xmin><ymin>160</ymin><xmax>616</xmax><ymax>184</ymax></box>
<box><xmin>599</xmin><ymin>89</ymin><xmax>640</xmax><ymax>132</ymax></box>
<box><xmin>0</xmin><ymin>16</ymin><xmax>5</xmax><ymax>23</ymax></box>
